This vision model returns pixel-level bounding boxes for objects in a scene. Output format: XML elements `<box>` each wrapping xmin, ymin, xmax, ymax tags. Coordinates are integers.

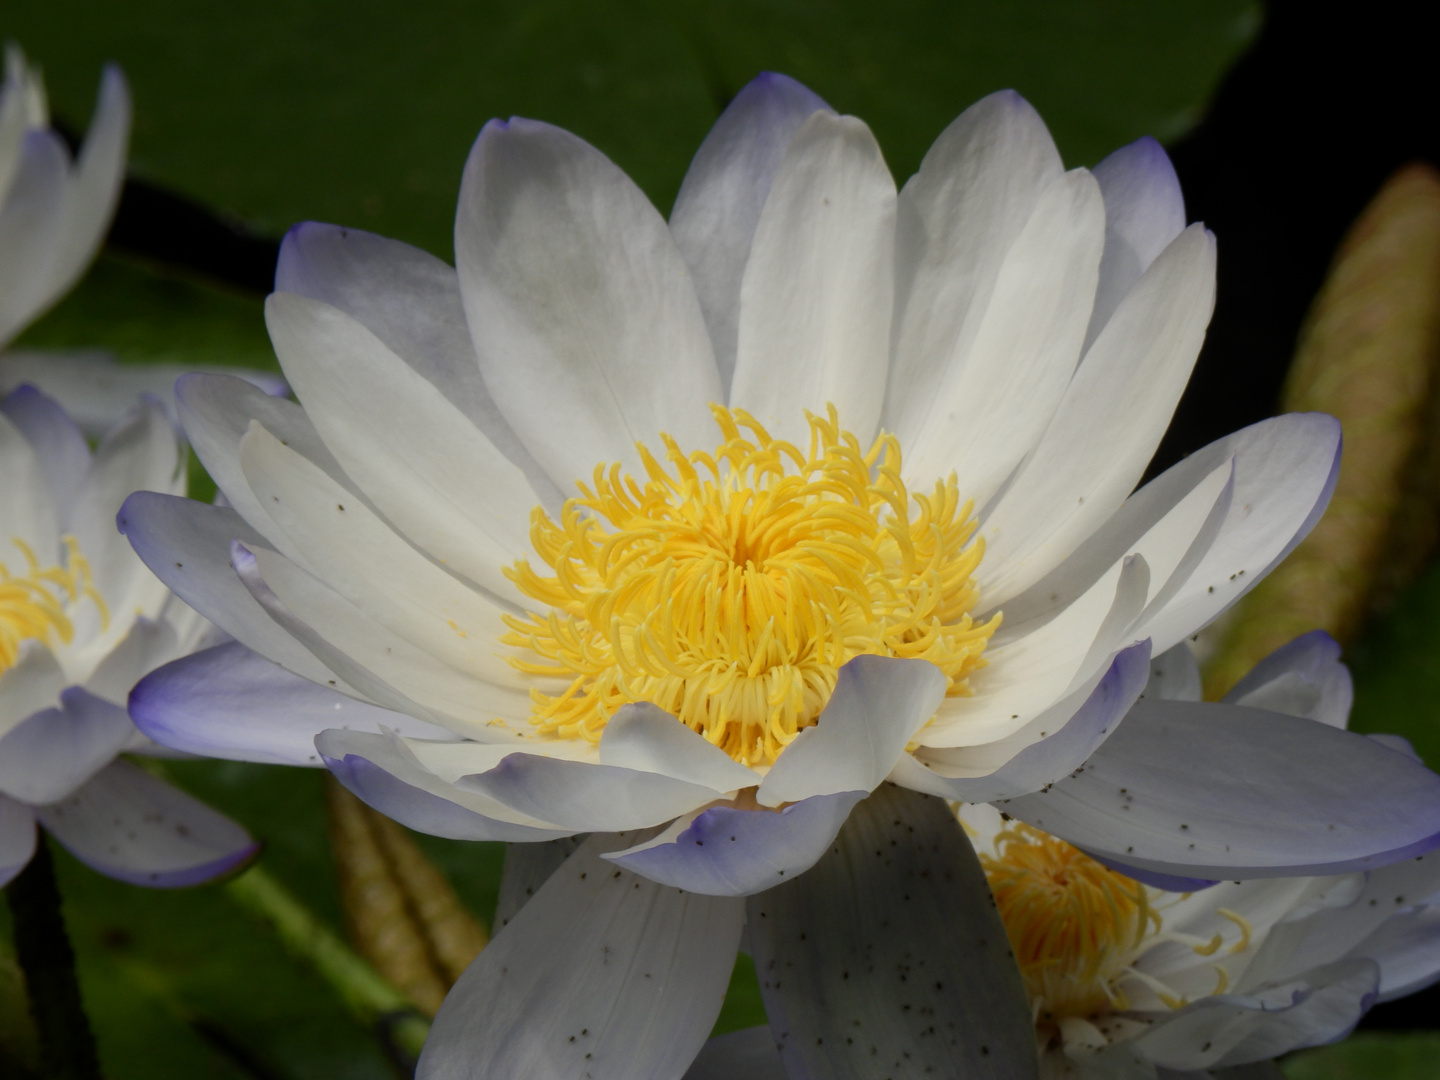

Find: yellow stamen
<box><xmin>981</xmin><ymin>824</ymin><xmax>1159</xmax><ymax>1023</ymax></box>
<box><xmin>0</xmin><ymin>535</ymin><xmax>107</xmax><ymax>674</ymax></box>
<box><xmin>1217</xmin><ymin>908</ymin><xmax>1253</xmax><ymax>953</ymax></box>
<box><xmin>503</xmin><ymin>405</ymin><xmax>997</xmax><ymax>766</ymax></box>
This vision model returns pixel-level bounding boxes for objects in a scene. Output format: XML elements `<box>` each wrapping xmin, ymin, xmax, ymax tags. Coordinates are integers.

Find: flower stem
<box><xmin>223</xmin><ymin>864</ymin><xmax>430</xmax><ymax>1066</ymax></box>
<box><xmin>4</xmin><ymin>836</ymin><xmax>101</xmax><ymax>1080</ymax></box>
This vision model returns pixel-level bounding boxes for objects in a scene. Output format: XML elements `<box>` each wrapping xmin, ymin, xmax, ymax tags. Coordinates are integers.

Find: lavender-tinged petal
<box><xmin>0</xmin><ymin>384</ymin><xmax>89</xmax><ymax>512</ymax></box>
<box><xmin>746</xmin><ymin>784</ymin><xmax>1037</xmax><ymax>1080</ymax></box>
<box><xmin>36</xmin><ymin>759</ymin><xmax>258</xmax><ymax>888</ymax></box>
<box><xmin>1223</xmin><ymin>630</ymin><xmax>1352</xmax><ymax>728</ymax></box>
<box><xmin>602</xmin><ymin>791</ymin><xmax>866</xmax><ymax>896</ymax></box>
<box><xmin>599</xmin><ymin>702</ymin><xmax>761</xmax><ymax>793</ymax></box>
<box><xmin>1002</xmin><ymin>699</ymin><xmax>1440</xmax><ymax>879</ymax></box>
<box><xmin>0</xmin><ymin>687</ymin><xmax>134</xmax><ymax>805</ymax></box>
<box><xmin>460</xmin><ymin>754</ymin><xmax>726</xmax><ymax>833</ymax></box>
<box><xmin>417</xmin><ymin>833</ymin><xmax>744</xmax><ymax>1080</ymax></box>
<box><xmin>493</xmin><ymin>836</ymin><xmax>583</xmax><ymax>931</ymax></box>
<box><xmin>316</xmin><ymin>729</ymin><xmax>572</xmax><ymax>842</ymax></box>
<box><xmin>895</xmin><ymin>641</ymin><xmax>1149</xmax><ymax>803</ymax></box>
<box><xmin>1122</xmin><ymin>960</ymin><xmax>1378</xmax><ymax>1072</ymax></box>
<box><xmin>670</xmin><ymin>72</ymin><xmax>832</xmax><ymax>389</ymax></box>
<box><xmin>756</xmin><ymin>655</ymin><xmax>946</xmax><ymax>807</ymax></box>
<box><xmin>0</xmin><ymin>794</ymin><xmax>37</xmax><ymax>888</ymax></box>
<box><xmin>130</xmin><ymin>641</ymin><xmax>454</xmax><ymax>767</ymax></box>
<box><xmin>1084</xmin><ymin>853</ymin><xmax>1218</xmax><ymax>892</ymax></box>
<box><xmin>1359</xmin><ymin>905</ymin><xmax>1440</xmax><ymax>1001</ymax></box>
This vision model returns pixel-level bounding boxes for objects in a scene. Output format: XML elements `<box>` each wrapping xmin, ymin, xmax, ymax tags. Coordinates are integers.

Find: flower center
<box><xmin>0</xmin><ymin>536</ymin><xmax>105</xmax><ymax>676</ymax></box>
<box><xmin>503</xmin><ymin>405</ymin><xmax>998</xmax><ymax>766</ymax></box>
<box><xmin>981</xmin><ymin>823</ymin><xmax>1158</xmax><ymax>1023</ymax></box>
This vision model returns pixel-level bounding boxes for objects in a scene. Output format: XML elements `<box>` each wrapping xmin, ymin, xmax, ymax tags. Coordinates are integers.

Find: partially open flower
<box><xmin>1</xmin><ymin>387</ymin><xmax>256</xmax><ymax>887</ymax></box>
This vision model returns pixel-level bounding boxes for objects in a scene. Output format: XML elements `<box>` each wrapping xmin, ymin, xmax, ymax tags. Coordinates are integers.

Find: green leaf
<box><xmin>1284</xmin><ymin>1032</ymin><xmax>1440</xmax><ymax>1080</ymax></box>
<box><xmin>2</xmin><ymin>0</ymin><xmax>1257</xmax><ymax>259</ymax></box>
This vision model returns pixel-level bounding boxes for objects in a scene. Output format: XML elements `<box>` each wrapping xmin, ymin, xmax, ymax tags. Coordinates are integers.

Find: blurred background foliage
<box><xmin>2</xmin><ymin>1</ymin><xmax>1439</xmax><ymax>1077</ymax></box>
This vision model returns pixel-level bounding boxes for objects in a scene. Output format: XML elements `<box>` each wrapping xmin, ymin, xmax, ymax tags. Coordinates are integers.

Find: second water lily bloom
<box><xmin>1</xmin><ymin>386</ymin><xmax>256</xmax><ymax>888</ymax></box>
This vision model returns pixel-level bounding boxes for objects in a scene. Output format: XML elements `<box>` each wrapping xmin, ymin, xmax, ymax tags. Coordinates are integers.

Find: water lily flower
<box><xmin>123</xmin><ymin>69</ymin><xmax>1436</xmax><ymax>895</ymax></box>
<box><xmin>1</xmin><ymin>386</ymin><xmax>257</xmax><ymax>887</ymax></box>
<box><xmin>685</xmin><ymin>634</ymin><xmax>1440</xmax><ymax>1080</ymax></box>
<box><xmin>0</xmin><ymin>46</ymin><xmax>285</xmax><ymax>433</ymax></box>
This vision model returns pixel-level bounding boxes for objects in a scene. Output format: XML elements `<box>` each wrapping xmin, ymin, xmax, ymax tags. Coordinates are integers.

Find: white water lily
<box><xmin>121</xmin><ymin>70</ymin><xmax>1440</xmax><ymax>896</ymax></box>
<box><xmin>1</xmin><ymin>387</ymin><xmax>256</xmax><ymax>887</ymax></box>
<box><xmin>0</xmin><ymin>45</ymin><xmax>128</xmax><ymax>352</ymax></box>
<box><xmin>117</xmin><ymin>73</ymin><xmax>1440</xmax><ymax>1079</ymax></box>
<box><xmin>0</xmin><ymin>46</ymin><xmax>285</xmax><ymax>433</ymax></box>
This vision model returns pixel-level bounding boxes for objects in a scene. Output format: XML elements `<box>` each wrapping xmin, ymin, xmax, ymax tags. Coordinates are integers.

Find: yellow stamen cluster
<box><xmin>981</xmin><ymin>823</ymin><xmax>1159</xmax><ymax>1023</ymax></box>
<box><xmin>1</xmin><ymin>536</ymin><xmax>106</xmax><ymax>674</ymax></box>
<box><xmin>503</xmin><ymin>405</ymin><xmax>997</xmax><ymax>766</ymax></box>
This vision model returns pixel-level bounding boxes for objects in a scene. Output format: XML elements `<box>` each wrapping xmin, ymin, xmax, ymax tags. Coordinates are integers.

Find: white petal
<box><xmin>320</xmin><ymin>730</ymin><xmax>570</xmax><ymax>841</ymax></box>
<box><xmin>37</xmin><ymin>758</ymin><xmax>258</xmax><ymax>887</ymax></box>
<box><xmin>901</xmin><ymin>168</ymin><xmax>1105</xmax><ymax>507</ymax></box>
<box><xmin>0</xmin><ymin>129</ymin><xmax>67</xmax><ymax>346</ymax></box>
<box><xmin>273</xmin><ymin>221</ymin><xmax>555</xmax><ymax>503</ymax></box>
<box><xmin>0</xmin><ymin>350</ymin><xmax>287</xmax><ymax>437</ymax></box>
<box><xmin>0</xmin><ymin>384</ymin><xmax>89</xmax><ymax>513</ymax></box>
<box><xmin>728</xmin><ymin>111</ymin><xmax>896</xmax><ymax>445</ymax></box>
<box><xmin>82</xmin><ymin>614</ymin><xmax>178</xmax><ymax>704</ymax></box>
<box><xmin>757</xmin><ymin>655</ymin><xmax>945</xmax><ymax>806</ymax></box>
<box><xmin>418</xmin><ymin>833</ymin><xmax>744</xmax><ymax>1080</ymax></box>
<box><xmin>0</xmin><ymin>643</ymin><xmax>65</xmax><ymax>740</ymax></box>
<box><xmin>745</xmin><ymin>784</ymin><xmax>1039</xmax><ymax>1079</ymax></box>
<box><xmin>0</xmin><ymin>404</ymin><xmax>58</xmax><ymax>556</ymax></box>
<box><xmin>0</xmin><ymin>688</ymin><xmax>133</xmax><ymax>804</ymax></box>
<box><xmin>42</xmin><ymin>65</ymin><xmax>129</xmax><ymax>304</ymax></box>
<box><xmin>266</xmin><ymin>292</ymin><xmax>538</xmax><ymax>606</ymax></box>
<box><xmin>1143</xmin><ymin>641</ymin><xmax>1203</xmax><ymax>701</ymax></box>
<box><xmin>670</xmin><ymin>73</ymin><xmax>831</xmax><ymax>390</ymax></box>
<box><xmin>1135</xmin><ymin>414</ymin><xmax>1342</xmax><ymax>653</ymax></box>
<box><xmin>238</xmin><ymin>421</ymin><xmax>527</xmax><ymax>686</ymax></box>
<box><xmin>454</xmin><ymin>118</ymin><xmax>721</xmax><ymax>489</ymax></box>
<box><xmin>1084</xmin><ymin>136</ymin><xmax>1187</xmax><ymax>350</ymax></box>
<box><xmin>976</xmin><ymin>225</ymin><xmax>1216</xmax><ymax>607</ymax></box>
<box><xmin>0</xmin><ymin>793</ymin><xmax>37</xmax><ymax>888</ymax></box>
<box><xmin>494</xmin><ymin>836</ymin><xmax>581</xmax><ymax>930</ymax></box>
<box><xmin>116</xmin><ymin>492</ymin><xmax>344</xmax><ymax>687</ymax></box>
<box><xmin>884</xmin><ymin>91</ymin><xmax>1063</xmax><ymax>449</ymax></box>
<box><xmin>1223</xmin><ymin>630</ymin><xmax>1352</xmax><ymax>728</ymax></box>
<box><xmin>599</xmin><ymin>702</ymin><xmax>762</xmax><ymax>792</ymax></box>
<box><xmin>1362</xmin><ymin>905</ymin><xmax>1440</xmax><ymax>1001</ymax></box>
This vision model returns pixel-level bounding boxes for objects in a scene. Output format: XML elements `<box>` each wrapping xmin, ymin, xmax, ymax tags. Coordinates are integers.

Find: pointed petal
<box><xmin>900</xmin><ymin>168</ymin><xmax>1105</xmax><ymax>507</ymax></box>
<box><xmin>896</xmin><ymin>640</ymin><xmax>1149</xmax><ymax>803</ymax></box>
<box><xmin>603</xmin><ymin>790</ymin><xmax>865</xmax><ymax>896</ymax></box>
<box><xmin>1085</xmin><ymin>136</ymin><xmax>1186</xmax><ymax>350</ymax></box>
<box><xmin>728</xmin><ymin>111</ymin><xmax>896</xmax><ymax>445</ymax></box>
<box><xmin>317</xmin><ymin>728</ymin><xmax>571</xmax><ymax>841</ymax></box>
<box><xmin>757</xmin><ymin>655</ymin><xmax>946</xmax><ymax>806</ymax></box>
<box><xmin>0</xmin><ymin>404</ymin><xmax>58</xmax><ymax>556</ymax></box>
<box><xmin>599</xmin><ymin>702</ymin><xmax>761</xmax><ymax>792</ymax></box>
<box><xmin>1223</xmin><ymin>631</ymin><xmax>1352</xmax><ymax>728</ymax></box>
<box><xmin>264</xmin><ymin>291</ymin><xmax>537</xmax><ymax>604</ymax></box>
<box><xmin>1127</xmin><ymin>960</ymin><xmax>1377</xmax><ymax>1072</ymax></box>
<box><xmin>37</xmin><ymin>759</ymin><xmax>258</xmax><ymax>887</ymax></box>
<box><xmin>1</xmin><ymin>384</ymin><xmax>89</xmax><ymax>512</ymax></box>
<box><xmin>885</xmin><ymin>91</ymin><xmax>1063</xmax><ymax>446</ymax></box>
<box><xmin>0</xmin><ymin>129</ymin><xmax>67</xmax><ymax>346</ymax></box>
<box><xmin>417</xmin><ymin>833</ymin><xmax>744</xmax><ymax>1080</ymax></box>
<box><xmin>1362</xmin><ymin>905</ymin><xmax>1440</xmax><ymax>1001</ymax></box>
<box><xmin>0</xmin><ymin>687</ymin><xmax>133</xmax><ymax>804</ymax></box>
<box><xmin>746</xmin><ymin>784</ymin><xmax>1038</xmax><ymax>1080</ymax></box>
<box><xmin>1003</xmin><ymin>699</ymin><xmax>1440</xmax><ymax>878</ymax></box>
<box><xmin>43</xmin><ymin>65</ymin><xmax>129</xmax><ymax>303</ymax></box>
<box><xmin>0</xmin><ymin>644</ymin><xmax>65</xmax><ymax>741</ymax></box>
<box><xmin>1143</xmin><ymin>641</ymin><xmax>1203</xmax><ymax>701</ymax></box>
<box><xmin>274</xmin><ymin>222</ymin><xmax>553</xmax><ymax>501</ymax></box>
<box><xmin>116</xmin><ymin>491</ymin><xmax>342</xmax><ymax>687</ymax></box>
<box><xmin>670</xmin><ymin>73</ymin><xmax>831</xmax><ymax>390</ymax></box>
<box><xmin>494</xmin><ymin>836</ymin><xmax>582</xmax><ymax>930</ymax></box>
<box><xmin>455</xmin><ymin>118</ymin><xmax>721</xmax><ymax>489</ymax></box>
<box><xmin>976</xmin><ymin>225</ymin><xmax>1216</xmax><ymax>606</ymax></box>
<box><xmin>0</xmin><ymin>794</ymin><xmax>37</xmax><ymax>888</ymax></box>
<box><xmin>130</xmin><ymin>642</ymin><xmax>454</xmax><ymax>766</ymax></box>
